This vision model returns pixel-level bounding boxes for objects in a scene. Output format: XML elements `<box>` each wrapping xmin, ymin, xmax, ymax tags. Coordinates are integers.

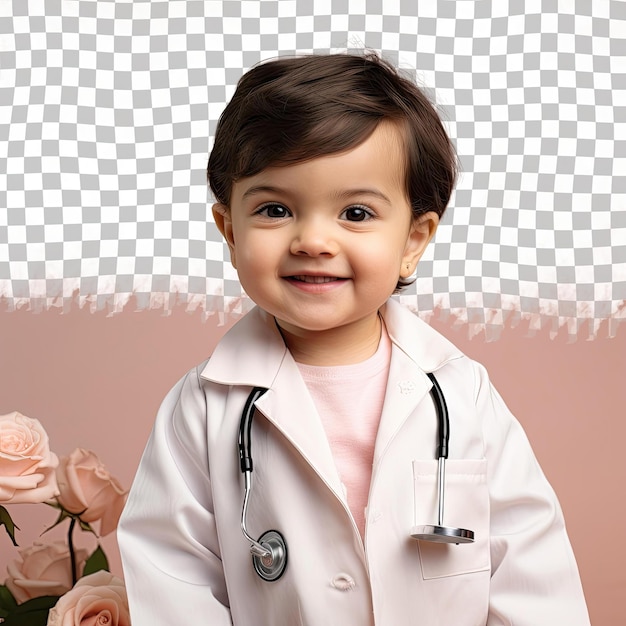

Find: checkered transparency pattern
<box><xmin>0</xmin><ymin>0</ymin><xmax>624</xmax><ymax>338</ymax></box>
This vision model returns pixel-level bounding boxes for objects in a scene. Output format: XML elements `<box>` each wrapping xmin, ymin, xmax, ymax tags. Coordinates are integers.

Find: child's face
<box><xmin>213</xmin><ymin>122</ymin><xmax>438</xmax><ymax>350</ymax></box>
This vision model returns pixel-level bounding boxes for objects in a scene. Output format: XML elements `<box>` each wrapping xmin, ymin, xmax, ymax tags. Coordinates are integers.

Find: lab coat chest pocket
<box><xmin>413</xmin><ymin>459</ymin><xmax>490</xmax><ymax>579</ymax></box>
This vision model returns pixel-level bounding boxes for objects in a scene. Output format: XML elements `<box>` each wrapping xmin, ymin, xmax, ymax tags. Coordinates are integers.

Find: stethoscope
<box><xmin>238</xmin><ymin>373</ymin><xmax>475</xmax><ymax>582</ymax></box>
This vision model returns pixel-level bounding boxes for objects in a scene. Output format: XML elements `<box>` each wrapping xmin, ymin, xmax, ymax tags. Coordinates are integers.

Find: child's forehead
<box><xmin>232</xmin><ymin>122</ymin><xmax>408</xmax><ymax>201</ymax></box>
<box><xmin>254</xmin><ymin>120</ymin><xmax>404</xmax><ymax>173</ymax></box>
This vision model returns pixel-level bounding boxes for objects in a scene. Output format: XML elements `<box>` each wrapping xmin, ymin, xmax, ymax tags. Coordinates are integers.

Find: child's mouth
<box><xmin>290</xmin><ymin>275</ymin><xmax>339</xmax><ymax>284</ymax></box>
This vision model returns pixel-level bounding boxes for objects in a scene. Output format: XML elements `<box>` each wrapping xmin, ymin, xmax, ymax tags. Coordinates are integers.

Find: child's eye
<box><xmin>256</xmin><ymin>203</ymin><xmax>291</xmax><ymax>219</ymax></box>
<box><xmin>341</xmin><ymin>206</ymin><xmax>374</xmax><ymax>222</ymax></box>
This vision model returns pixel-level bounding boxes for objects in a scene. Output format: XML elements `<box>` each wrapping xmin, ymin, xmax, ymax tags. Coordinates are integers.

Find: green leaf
<box><xmin>1</xmin><ymin>595</ymin><xmax>60</xmax><ymax>626</ymax></box>
<box><xmin>0</xmin><ymin>506</ymin><xmax>19</xmax><ymax>546</ymax></box>
<box><xmin>0</xmin><ymin>584</ymin><xmax>18</xmax><ymax>618</ymax></box>
<box><xmin>42</xmin><ymin>506</ymin><xmax>98</xmax><ymax>537</ymax></box>
<box><xmin>78</xmin><ymin>518</ymin><xmax>96</xmax><ymax>535</ymax></box>
<box><xmin>83</xmin><ymin>544</ymin><xmax>110</xmax><ymax>576</ymax></box>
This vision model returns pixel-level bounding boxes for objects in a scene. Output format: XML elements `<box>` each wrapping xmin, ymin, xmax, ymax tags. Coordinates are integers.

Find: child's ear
<box><xmin>212</xmin><ymin>203</ymin><xmax>237</xmax><ymax>268</ymax></box>
<box><xmin>400</xmin><ymin>211</ymin><xmax>439</xmax><ymax>278</ymax></box>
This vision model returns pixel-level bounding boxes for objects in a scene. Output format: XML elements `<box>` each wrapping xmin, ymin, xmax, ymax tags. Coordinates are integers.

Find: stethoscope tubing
<box><xmin>238</xmin><ymin>387</ymin><xmax>273</xmax><ymax>559</ymax></box>
<box><xmin>239</xmin><ymin>372</ymin><xmax>475</xmax><ymax>581</ymax></box>
<box><xmin>426</xmin><ymin>372</ymin><xmax>449</xmax><ymax>460</ymax></box>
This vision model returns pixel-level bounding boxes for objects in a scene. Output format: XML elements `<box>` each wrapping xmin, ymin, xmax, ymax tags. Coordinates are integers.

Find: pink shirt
<box><xmin>296</xmin><ymin>327</ymin><xmax>391</xmax><ymax>538</ymax></box>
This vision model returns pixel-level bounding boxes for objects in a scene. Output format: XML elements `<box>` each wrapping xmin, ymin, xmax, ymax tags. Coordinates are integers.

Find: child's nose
<box><xmin>289</xmin><ymin>218</ymin><xmax>338</xmax><ymax>257</ymax></box>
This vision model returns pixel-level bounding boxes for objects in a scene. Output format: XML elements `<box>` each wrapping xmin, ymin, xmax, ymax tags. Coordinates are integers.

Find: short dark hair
<box><xmin>208</xmin><ymin>53</ymin><xmax>457</xmax><ymax>289</ymax></box>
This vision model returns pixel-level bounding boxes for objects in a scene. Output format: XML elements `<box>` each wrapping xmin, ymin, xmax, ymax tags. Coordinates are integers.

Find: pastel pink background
<box><xmin>1</xmin><ymin>305</ymin><xmax>624</xmax><ymax>623</ymax></box>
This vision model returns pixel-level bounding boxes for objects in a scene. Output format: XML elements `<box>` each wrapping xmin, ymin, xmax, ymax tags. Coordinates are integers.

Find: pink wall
<box><xmin>1</xmin><ymin>305</ymin><xmax>624</xmax><ymax>623</ymax></box>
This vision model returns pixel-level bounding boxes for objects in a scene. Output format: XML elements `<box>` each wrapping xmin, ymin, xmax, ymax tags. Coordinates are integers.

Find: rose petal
<box><xmin>56</xmin><ymin>449</ymin><xmax>127</xmax><ymax>534</ymax></box>
<box><xmin>0</xmin><ymin>412</ymin><xmax>59</xmax><ymax>504</ymax></box>
<box><xmin>47</xmin><ymin>572</ymin><xmax>130</xmax><ymax>626</ymax></box>
<box><xmin>5</xmin><ymin>541</ymin><xmax>87</xmax><ymax>603</ymax></box>
<box><xmin>0</xmin><ymin>471</ymin><xmax>60</xmax><ymax>503</ymax></box>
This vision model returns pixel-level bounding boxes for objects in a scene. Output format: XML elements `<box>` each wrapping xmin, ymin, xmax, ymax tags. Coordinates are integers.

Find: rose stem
<box><xmin>68</xmin><ymin>516</ymin><xmax>78</xmax><ymax>586</ymax></box>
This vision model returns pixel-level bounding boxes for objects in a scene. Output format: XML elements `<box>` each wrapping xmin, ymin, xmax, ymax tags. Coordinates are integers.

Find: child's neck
<box><xmin>275</xmin><ymin>313</ymin><xmax>382</xmax><ymax>366</ymax></box>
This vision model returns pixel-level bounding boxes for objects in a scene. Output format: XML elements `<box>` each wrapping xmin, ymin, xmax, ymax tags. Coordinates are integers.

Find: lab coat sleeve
<box><xmin>473</xmin><ymin>363</ymin><xmax>591</xmax><ymax>625</ymax></box>
<box><xmin>117</xmin><ymin>366</ymin><xmax>232</xmax><ymax>625</ymax></box>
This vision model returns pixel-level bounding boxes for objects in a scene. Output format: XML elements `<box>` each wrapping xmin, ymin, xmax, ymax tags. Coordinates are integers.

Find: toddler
<box><xmin>118</xmin><ymin>52</ymin><xmax>590</xmax><ymax>625</ymax></box>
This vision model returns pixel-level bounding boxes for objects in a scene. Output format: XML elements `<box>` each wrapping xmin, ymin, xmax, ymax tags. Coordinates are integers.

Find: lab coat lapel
<box><xmin>373</xmin><ymin>299</ymin><xmax>462</xmax><ymax>466</ymax></box>
<box><xmin>253</xmin><ymin>358</ymin><xmax>346</xmax><ymax>503</ymax></box>
<box><xmin>373</xmin><ymin>346</ymin><xmax>431</xmax><ymax>467</ymax></box>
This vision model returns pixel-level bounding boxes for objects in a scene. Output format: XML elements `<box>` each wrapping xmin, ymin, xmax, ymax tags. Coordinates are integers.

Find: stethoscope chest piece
<box><xmin>252</xmin><ymin>530</ymin><xmax>288</xmax><ymax>582</ymax></box>
<box><xmin>411</xmin><ymin>524</ymin><xmax>474</xmax><ymax>544</ymax></box>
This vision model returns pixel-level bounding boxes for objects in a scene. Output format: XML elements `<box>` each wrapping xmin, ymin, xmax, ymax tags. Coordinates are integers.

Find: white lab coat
<box><xmin>118</xmin><ymin>299</ymin><xmax>590</xmax><ymax>625</ymax></box>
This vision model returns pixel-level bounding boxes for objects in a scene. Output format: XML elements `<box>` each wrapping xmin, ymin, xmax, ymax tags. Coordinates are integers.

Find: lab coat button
<box><xmin>330</xmin><ymin>573</ymin><xmax>356</xmax><ymax>591</ymax></box>
<box><xmin>370</xmin><ymin>509</ymin><xmax>383</xmax><ymax>523</ymax></box>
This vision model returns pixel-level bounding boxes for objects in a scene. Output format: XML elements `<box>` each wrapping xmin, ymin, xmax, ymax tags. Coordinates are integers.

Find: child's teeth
<box><xmin>297</xmin><ymin>276</ymin><xmax>336</xmax><ymax>283</ymax></box>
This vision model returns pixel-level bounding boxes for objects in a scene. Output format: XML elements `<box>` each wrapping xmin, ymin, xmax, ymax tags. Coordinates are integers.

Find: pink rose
<box><xmin>5</xmin><ymin>540</ymin><xmax>88</xmax><ymax>603</ymax></box>
<box><xmin>0</xmin><ymin>411</ymin><xmax>59</xmax><ymax>503</ymax></box>
<box><xmin>55</xmin><ymin>449</ymin><xmax>127</xmax><ymax>536</ymax></box>
<box><xmin>46</xmin><ymin>570</ymin><xmax>130</xmax><ymax>626</ymax></box>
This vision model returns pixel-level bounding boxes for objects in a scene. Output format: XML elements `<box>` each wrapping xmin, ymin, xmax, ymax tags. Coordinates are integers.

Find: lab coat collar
<box><xmin>200</xmin><ymin>298</ymin><xmax>462</xmax><ymax>387</ymax></box>
<box><xmin>201</xmin><ymin>306</ymin><xmax>287</xmax><ymax>389</ymax></box>
<box><xmin>380</xmin><ymin>298</ymin><xmax>462</xmax><ymax>372</ymax></box>
<box><xmin>199</xmin><ymin>299</ymin><xmax>463</xmax><ymax>515</ymax></box>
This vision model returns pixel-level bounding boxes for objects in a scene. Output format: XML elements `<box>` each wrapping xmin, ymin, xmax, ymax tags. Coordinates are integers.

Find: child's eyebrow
<box><xmin>241</xmin><ymin>185</ymin><xmax>282</xmax><ymax>199</ymax></box>
<box><xmin>240</xmin><ymin>185</ymin><xmax>392</xmax><ymax>206</ymax></box>
<box><xmin>333</xmin><ymin>188</ymin><xmax>393</xmax><ymax>206</ymax></box>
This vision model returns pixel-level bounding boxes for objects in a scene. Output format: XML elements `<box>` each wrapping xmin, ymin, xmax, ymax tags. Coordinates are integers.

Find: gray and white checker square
<box><xmin>0</xmin><ymin>0</ymin><xmax>624</xmax><ymax>339</ymax></box>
